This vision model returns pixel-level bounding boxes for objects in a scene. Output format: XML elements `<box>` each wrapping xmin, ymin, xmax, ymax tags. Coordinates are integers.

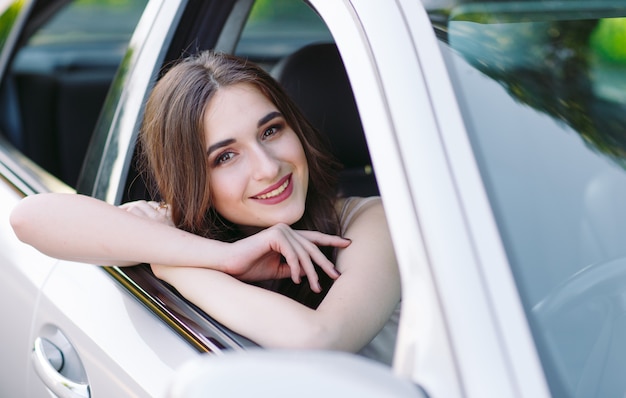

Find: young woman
<box><xmin>10</xmin><ymin>51</ymin><xmax>401</xmax><ymax>365</ymax></box>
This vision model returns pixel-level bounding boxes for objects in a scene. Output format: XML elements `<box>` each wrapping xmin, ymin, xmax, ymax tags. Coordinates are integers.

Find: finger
<box><xmin>118</xmin><ymin>200</ymin><xmax>149</xmax><ymax>209</ymax></box>
<box><xmin>292</xmin><ymin>233</ymin><xmax>341</xmax><ymax>281</ymax></box>
<box><xmin>123</xmin><ymin>201</ymin><xmax>168</xmax><ymax>221</ymax></box>
<box><xmin>274</xmin><ymin>227</ymin><xmax>341</xmax><ymax>286</ymax></box>
<box><xmin>139</xmin><ymin>203</ymin><xmax>160</xmax><ymax>218</ymax></box>
<box><xmin>270</xmin><ymin>225</ymin><xmax>321</xmax><ymax>289</ymax></box>
<box><xmin>273</xmin><ymin>228</ymin><xmax>321</xmax><ymax>290</ymax></box>
<box><xmin>270</xmin><ymin>233</ymin><xmax>302</xmax><ymax>285</ymax></box>
<box><xmin>273</xmin><ymin>263</ymin><xmax>296</xmax><ymax>280</ymax></box>
<box><xmin>123</xmin><ymin>203</ymin><xmax>153</xmax><ymax>218</ymax></box>
<box><xmin>284</xmin><ymin>232</ymin><xmax>321</xmax><ymax>292</ymax></box>
<box><xmin>296</xmin><ymin>230</ymin><xmax>351</xmax><ymax>248</ymax></box>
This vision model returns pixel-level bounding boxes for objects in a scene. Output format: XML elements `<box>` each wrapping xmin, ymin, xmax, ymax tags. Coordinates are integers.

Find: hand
<box><xmin>119</xmin><ymin>200</ymin><xmax>174</xmax><ymax>227</ymax></box>
<box><xmin>225</xmin><ymin>223</ymin><xmax>350</xmax><ymax>293</ymax></box>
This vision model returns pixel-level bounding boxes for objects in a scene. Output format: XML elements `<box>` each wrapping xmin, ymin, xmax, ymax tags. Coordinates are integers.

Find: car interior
<box><xmin>271</xmin><ymin>42</ymin><xmax>378</xmax><ymax>198</ymax></box>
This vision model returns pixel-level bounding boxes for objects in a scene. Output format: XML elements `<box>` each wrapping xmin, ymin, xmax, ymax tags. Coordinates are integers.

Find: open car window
<box><xmin>117</xmin><ymin>0</ymin><xmax>386</xmax><ymax>359</ymax></box>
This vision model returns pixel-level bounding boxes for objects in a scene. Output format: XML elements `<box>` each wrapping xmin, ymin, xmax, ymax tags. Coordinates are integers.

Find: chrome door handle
<box><xmin>32</xmin><ymin>337</ymin><xmax>91</xmax><ymax>398</ymax></box>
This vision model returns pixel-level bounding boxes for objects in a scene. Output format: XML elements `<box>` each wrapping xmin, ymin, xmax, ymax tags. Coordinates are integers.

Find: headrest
<box><xmin>272</xmin><ymin>43</ymin><xmax>370</xmax><ymax>170</ymax></box>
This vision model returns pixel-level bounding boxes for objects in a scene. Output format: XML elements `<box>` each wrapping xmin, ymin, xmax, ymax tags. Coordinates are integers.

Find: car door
<box><xmin>0</xmin><ymin>3</ymin><xmax>88</xmax><ymax>396</ymax></box>
<box><xmin>307</xmin><ymin>1</ymin><xmax>550</xmax><ymax>397</ymax></box>
<box><xmin>0</xmin><ymin>1</ymin><xmax>206</xmax><ymax>397</ymax></box>
<box><xmin>314</xmin><ymin>1</ymin><xmax>626</xmax><ymax>397</ymax></box>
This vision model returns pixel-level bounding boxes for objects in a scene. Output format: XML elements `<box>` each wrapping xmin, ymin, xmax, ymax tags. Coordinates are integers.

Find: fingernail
<box><xmin>316</xmin><ymin>281</ymin><xmax>322</xmax><ymax>292</ymax></box>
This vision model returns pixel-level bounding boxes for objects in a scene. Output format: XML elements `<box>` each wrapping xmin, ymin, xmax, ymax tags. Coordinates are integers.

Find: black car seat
<box><xmin>8</xmin><ymin>66</ymin><xmax>115</xmax><ymax>186</ymax></box>
<box><xmin>272</xmin><ymin>43</ymin><xmax>378</xmax><ymax>197</ymax></box>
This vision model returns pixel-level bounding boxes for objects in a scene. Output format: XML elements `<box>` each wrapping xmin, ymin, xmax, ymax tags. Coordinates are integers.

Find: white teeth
<box><xmin>256</xmin><ymin>179</ymin><xmax>289</xmax><ymax>199</ymax></box>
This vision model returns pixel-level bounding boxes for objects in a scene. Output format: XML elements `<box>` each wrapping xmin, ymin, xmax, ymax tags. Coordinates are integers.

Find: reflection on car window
<box><xmin>0</xmin><ymin>1</ymin><xmax>23</xmax><ymax>53</ymax></box>
<box><xmin>0</xmin><ymin>0</ymin><xmax>148</xmax><ymax>187</ymax></box>
<box><xmin>235</xmin><ymin>0</ymin><xmax>332</xmax><ymax>64</ymax></box>
<box><xmin>28</xmin><ymin>0</ymin><xmax>146</xmax><ymax>46</ymax></box>
<box><xmin>435</xmin><ymin>3</ymin><xmax>626</xmax><ymax>397</ymax></box>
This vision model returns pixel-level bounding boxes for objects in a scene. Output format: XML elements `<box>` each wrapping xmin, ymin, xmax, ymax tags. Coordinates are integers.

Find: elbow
<box><xmin>296</xmin><ymin>324</ymin><xmax>329</xmax><ymax>350</ymax></box>
<box><xmin>150</xmin><ymin>263</ymin><xmax>180</xmax><ymax>285</ymax></box>
<box><xmin>150</xmin><ymin>263</ymin><xmax>167</xmax><ymax>280</ymax></box>
<box><xmin>279</xmin><ymin>318</ymin><xmax>367</xmax><ymax>353</ymax></box>
<box><xmin>10</xmin><ymin>196</ymin><xmax>38</xmax><ymax>244</ymax></box>
<box><xmin>277</xmin><ymin>322</ymin><xmax>344</xmax><ymax>352</ymax></box>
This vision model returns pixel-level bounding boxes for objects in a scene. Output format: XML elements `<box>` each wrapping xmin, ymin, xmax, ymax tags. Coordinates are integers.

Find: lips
<box><xmin>251</xmin><ymin>174</ymin><xmax>292</xmax><ymax>203</ymax></box>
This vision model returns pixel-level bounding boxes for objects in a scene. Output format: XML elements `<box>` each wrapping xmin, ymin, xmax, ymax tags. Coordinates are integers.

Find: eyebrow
<box><xmin>258</xmin><ymin>111</ymin><xmax>282</xmax><ymax>128</ymax></box>
<box><xmin>207</xmin><ymin>138</ymin><xmax>236</xmax><ymax>156</ymax></box>
<box><xmin>206</xmin><ymin>112</ymin><xmax>283</xmax><ymax>156</ymax></box>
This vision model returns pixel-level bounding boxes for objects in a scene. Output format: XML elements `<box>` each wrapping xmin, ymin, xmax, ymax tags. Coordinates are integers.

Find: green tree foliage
<box><xmin>248</xmin><ymin>0</ymin><xmax>321</xmax><ymax>25</ymax></box>
<box><xmin>591</xmin><ymin>18</ymin><xmax>626</xmax><ymax>64</ymax></box>
<box><xmin>0</xmin><ymin>0</ymin><xmax>24</xmax><ymax>51</ymax></box>
<box><xmin>453</xmin><ymin>16</ymin><xmax>626</xmax><ymax>165</ymax></box>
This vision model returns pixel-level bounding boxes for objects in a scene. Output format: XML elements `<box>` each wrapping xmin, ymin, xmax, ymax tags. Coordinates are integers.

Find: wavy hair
<box><xmin>139</xmin><ymin>51</ymin><xmax>342</xmax><ymax>307</ymax></box>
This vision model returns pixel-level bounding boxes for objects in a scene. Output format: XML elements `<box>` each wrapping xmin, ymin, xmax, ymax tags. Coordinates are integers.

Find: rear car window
<box><xmin>0</xmin><ymin>1</ymin><xmax>23</xmax><ymax>52</ymax></box>
<box><xmin>1</xmin><ymin>0</ymin><xmax>148</xmax><ymax>187</ymax></box>
<box><xmin>28</xmin><ymin>0</ymin><xmax>146</xmax><ymax>46</ymax></box>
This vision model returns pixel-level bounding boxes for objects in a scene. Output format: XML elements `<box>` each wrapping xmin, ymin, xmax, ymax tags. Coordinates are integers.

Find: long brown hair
<box><xmin>139</xmin><ymin>51</ymin><xmax>341</xmax><ymax>307</ymax></box>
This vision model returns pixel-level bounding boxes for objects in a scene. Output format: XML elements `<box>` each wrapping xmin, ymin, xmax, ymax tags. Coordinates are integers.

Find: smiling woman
<box><xmin>10</xmin><ymin>50</ymin><xmax>401</xmax><ymax>366</ymax></box>
<box><xmin>203</xmin><ymin>84</ymin><xmax>309</xmax><ymax>228</ymax></box>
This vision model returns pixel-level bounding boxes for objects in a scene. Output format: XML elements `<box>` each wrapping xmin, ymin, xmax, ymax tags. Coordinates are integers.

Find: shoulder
<box><xmin>335</xmin><ymin>196</ymin><xmax>385</xmax><ymax>235</ymax></box>
<box><xmin>333</xmin><ymin>195</ymin><xmax>397</xmax><ymax>276</ymax></box>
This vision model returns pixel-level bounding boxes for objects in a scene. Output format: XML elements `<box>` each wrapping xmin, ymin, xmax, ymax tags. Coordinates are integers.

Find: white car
<box><xmin>1</xmin><ymin>0</ymin><xmax>626</xmax><ymax>396</ymax></box>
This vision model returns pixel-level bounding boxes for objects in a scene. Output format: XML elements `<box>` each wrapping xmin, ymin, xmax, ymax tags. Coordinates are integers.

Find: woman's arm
<box><xmin>152</xmin><ymin>199</ymin><xmax>401</xmax><ymax>352</ymax></box>
<box><xmin>10</xmin><ymin>193</ymin><xmax>226</xmax><ymax>267</ymax></box>
<box><xmin>10</xmin><ymin>193</ymin><xmax>347</xmax><ymax>291</ymax></box>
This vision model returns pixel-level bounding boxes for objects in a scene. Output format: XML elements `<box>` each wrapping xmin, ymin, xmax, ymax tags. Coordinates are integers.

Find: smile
<box><xmin>251</xmin><ymin>174</ymin><xmax>293</xmax><ymax>203</ymax></box>
<box><xmin>255</xmin><ymin>179</ymin><xmax>289</xmax><ymax>199</ymax></box>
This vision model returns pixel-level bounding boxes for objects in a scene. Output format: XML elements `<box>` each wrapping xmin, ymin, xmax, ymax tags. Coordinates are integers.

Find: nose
<box><xmin>250</xmin><ymin>144</ymin><xmax>280</xmax><ymax>181</ymax></box>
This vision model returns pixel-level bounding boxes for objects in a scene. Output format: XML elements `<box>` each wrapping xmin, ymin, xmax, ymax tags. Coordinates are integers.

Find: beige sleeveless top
<box><xmin>339</xmin><ymin>197</ymin><xmax>401</xmax><ymax>367</ymax></box>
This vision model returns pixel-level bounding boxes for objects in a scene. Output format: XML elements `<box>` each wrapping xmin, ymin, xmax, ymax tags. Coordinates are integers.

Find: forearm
<box><xmin>154</xmin><ymin>265</ymin><xmax>340</xmax><ymax>350</ymax></box>
<box><xmin>149</xmin><ymin>201</ymin><xmax>400</xmax><ymax>353</ymax></box>
<box><xmin>10</xmin><ymin>193</ymin><xmax>227</xmax><ymax>268</ymax></box>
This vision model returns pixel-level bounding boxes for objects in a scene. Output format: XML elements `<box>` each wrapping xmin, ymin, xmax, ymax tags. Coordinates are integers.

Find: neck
<box><xmin>238</xmin><ymin>224</ymin><xmax>263</xmax><ymax>237</ymax></box>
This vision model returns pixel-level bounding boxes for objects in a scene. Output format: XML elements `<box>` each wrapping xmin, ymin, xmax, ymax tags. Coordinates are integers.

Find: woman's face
<box><xmin>204</xmin><ymin>83</ymin><xmax>309</xmax><ymax>229</ymax></box>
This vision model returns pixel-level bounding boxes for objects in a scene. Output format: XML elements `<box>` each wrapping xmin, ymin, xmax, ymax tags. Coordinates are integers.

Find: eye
<box><xmin>214</xmin><ymin>151</ymin><xmax>235</xmax><ymax>165</ymax></box>
<box><xmin>261</xmin><ymin>124</ymin><xmax>281</xmax><ymax>139</ymax></box>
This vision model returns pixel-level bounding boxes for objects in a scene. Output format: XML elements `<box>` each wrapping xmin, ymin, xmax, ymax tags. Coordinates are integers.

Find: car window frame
<box><xmin>83</xmin><ymin>0</ymin><xmax>260</xmax><ymax>354</ymax></box>
<box><xmin>309</xmin><ymin>0</ymin><xmax>549</xmax><ymax>396</ymax></box>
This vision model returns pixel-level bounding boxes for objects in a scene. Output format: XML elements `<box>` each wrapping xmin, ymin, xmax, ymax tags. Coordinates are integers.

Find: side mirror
<box><xmin>167</xmin><ymin>349</ymin><xmax>426</xmax><ymax>397</ymax></box>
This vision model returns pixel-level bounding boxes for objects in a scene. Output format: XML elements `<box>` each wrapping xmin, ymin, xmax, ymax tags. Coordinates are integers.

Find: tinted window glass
<box><xmin>235</xmin><ymin>0</ymin><xmax>332</xmax><ymax>64</ymax></box>
<box><xmin>28</xmin><ymin>0</ymin><xmax>146</xmax><ymax>46</ymax></box>
<box><xmin>0</xmin><ymin>1</ymin><xmax>24</xmax><ymax>53</ymax></box>
<box><xmin>434</xmin><ymin>2</ymin><xmax>626</xmax><ymax>396</ymax></box>
<box><xmin>1</xmin><ymin>0</ymin><xmax>148</xmax><ymax>187</ymax></box>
